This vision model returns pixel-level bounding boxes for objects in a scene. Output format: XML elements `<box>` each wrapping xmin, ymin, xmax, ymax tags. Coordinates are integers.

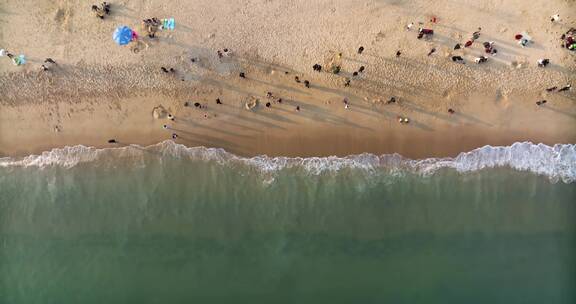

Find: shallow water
<box><xmin>1</xmin><ymin>142</ymin><xmax>575</xmax><ymax>303</ymax></box>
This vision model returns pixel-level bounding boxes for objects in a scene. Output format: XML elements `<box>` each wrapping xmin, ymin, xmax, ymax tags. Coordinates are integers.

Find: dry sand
<box><xmin>0</xmin><ymin>0</ymin><xmax>575</xmax><ymax>158</ymax></box>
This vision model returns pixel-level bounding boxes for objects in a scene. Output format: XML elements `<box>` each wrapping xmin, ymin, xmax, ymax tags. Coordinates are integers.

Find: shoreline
<box><xmin>1</xmin><ymin>89</ymin><xmax>575</xmax><ymax>159</ymax></box>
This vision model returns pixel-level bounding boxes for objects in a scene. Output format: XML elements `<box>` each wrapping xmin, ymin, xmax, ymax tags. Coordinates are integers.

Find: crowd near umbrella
<box><xmin>113</xmin><ymin>26</ymin><xmax>135</xmax><ymax>46</ymax></box>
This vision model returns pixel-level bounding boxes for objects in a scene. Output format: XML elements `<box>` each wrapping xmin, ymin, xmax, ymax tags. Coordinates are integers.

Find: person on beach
<box><xmin>464</xmin><ymin>40</ymin><xmax>473</xmax><ymax>47</ymax></box>
<box><xmin>358</xmin><ymin>66</ymin><xmax>365</xmax><ymax>73</ymax></box>
<box><xmin>451</xmin><ymin>55</ymin><xmax>464</xmax><ymax>63</ymax></box>
<box><xmin>344</xmin><ymin>79</ymin><xmax>351</xmax><ymax>87</ymax></box>
<box><xmin>172</xmin><ymin>133</ymin><xmax>178</xmax><ymax>139</ymax></box>
<box><xmin>91</xmin><ymin>2</ymin><xmax>110</xmax><ymax>19</ymax></box>
<box><xmin>266</xmin><ymin>102</ymin><xmax>271</xmax><ymax>108</ymax></box>
<box><xmin>313</xmin><ymin>64</ymin><xmax>322</xmax><ymax>72</ymax></box>
<box><xmin>295</xmin><ymin>76</ymin><xmax>301</xmax><ymax>83</ymax></box>
<box><xmin>472</xmin><ymin>28</ymin><xmax>481</xmax><ymax>40</ymax></box>
<box><xmin>296</xmin><ymin>105</ymin><xmax>300</xmax><ymax>111</ymax></box>
<box><xmin>475</xmin><ymin>56</ymin><xmax>488</xmax><ymax>64</ymax></box>
<box><xmin>352</xmin><ymin>71</ymin><xmax>358</xmax><ymax>77</ymax></box>
<box><xmin>537</xmin><ymin>58</ymin><xmax>550</xmax><ymax>67</ymax></box>
<box><xmin>143</xmin><ymin>18</ymin><xmax>161</xmax><ymax>38</ymax></box>
<box><xmin>558</xmin><ymin>84</ymin><xmax>571</xmax><ymax>92</ymax></box>
<box><xmin>427</xmin><ymin>48</ymin><xmax>436</xmax><ymax>56</ymax></box>
<box><xmin>358</xmin><ymin>46</ymin><xmax>365</xmax><ymax>54</ymax></box>
<box><xmin>397</xmin><ymin>116</ymin><xmax>409</xmax><ymax>124</ymax></box>
<box><xmin>454</xmin><ymin>43</ymin><xmax>461</xmax><ymax>50</ymax></box>
<box><xmin>551</xmin><ymin>14</ymin><xmax>560</xmax><ymax>22</ymax></box>
<box><xmin>406</xmin><ymin>22</ymin><xmax>414</xmax><ymax>30</ymax></box>
<box><xmin>448</xmin><ymin>108</ymin><xmax>455</xmax><ymax>114</ymax></box>
<box><xmin>41</xmin><ymin>58</ymin><xmax>57</xmax><ymax>71</ymax></box>
<box><xmin>304</xmin><ymin>80</ymin><xmax>310</xmax><ymax>88</ymax></box>
<box><xmin>417</xmin><ymin>28</ymin><xmax>433</xmax><ymax>39</ymax></box>
<box><xmin>276</xmin><ymin>98</ymin><xmax>282</xmax><ymax>104</ymax></box>
<box><xmin>546</xmin><ymin>86</ymin><xmax>557</xmax><ymax>92</ymax></box>
<box><xmin>536</xmin><ymin>100</ymin><xmax>547</xmax><ymax>106</ymax></box>
<box><xmin>387</xmin><ymin>97</ymin><xmax>396</xmax><ymax>104</ymax></box>
<box><xmin>396</xmin><ymin>50</ymin><xmax>402</xmax><ymax>57</ymax></box>
<box><xmin>108</xmin><ymin>139</ymin><xmax>117</xmax><ymax>144</ymax></box>
<box><xmin>216</xmin><ymin>98</ymin><xmax>222</xmax><ymax>105</ymax></box>
<box><xmin>239</xmin><ymin>72</ymin><xmax>246</xmax><ymax>78</ymax></box>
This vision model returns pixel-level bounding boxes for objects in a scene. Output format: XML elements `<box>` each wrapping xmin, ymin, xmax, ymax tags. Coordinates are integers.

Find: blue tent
<box><xmin>113</xmin><ymin>26</ymin><xmax>133</xmax><ymax>46</ymax></box>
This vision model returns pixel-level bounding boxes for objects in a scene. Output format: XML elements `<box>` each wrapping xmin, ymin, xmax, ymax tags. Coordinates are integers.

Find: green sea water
<box><xmin>0</xmin><ymin>143</ymin><xmax>575</xmax><ymax>303</ymax></box>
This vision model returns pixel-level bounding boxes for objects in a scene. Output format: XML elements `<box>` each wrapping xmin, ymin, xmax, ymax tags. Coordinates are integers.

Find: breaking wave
<box><xmin>0</xmin><ymin>141</ymin><xmax>574</xmax><ymax>183</ymax></box>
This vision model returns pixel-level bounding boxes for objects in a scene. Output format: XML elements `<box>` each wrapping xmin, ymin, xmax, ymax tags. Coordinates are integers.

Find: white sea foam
<box><xmin>0</xmin><ymin>141</ymin><xmax>574</xmax><ymax>183</ymax></box>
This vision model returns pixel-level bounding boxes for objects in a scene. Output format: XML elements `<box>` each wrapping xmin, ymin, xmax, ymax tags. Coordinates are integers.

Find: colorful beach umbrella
<box><xmin>113</xmin><ymin>26</ymin><xmax>134</xmax><ymax>46</ymax></box>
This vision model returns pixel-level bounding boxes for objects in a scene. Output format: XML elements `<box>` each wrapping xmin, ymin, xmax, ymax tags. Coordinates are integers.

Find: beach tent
<box><xmin>113</xmin><ymin>26</ymin><xmax>134</xmax><ymax>46</ymax></box>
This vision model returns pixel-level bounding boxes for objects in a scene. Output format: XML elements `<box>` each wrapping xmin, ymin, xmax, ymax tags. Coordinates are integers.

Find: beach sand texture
<box><xmin>0</xmin><ymin>0</ymin><xmax>575</xmax><ymax>157</ymax></box>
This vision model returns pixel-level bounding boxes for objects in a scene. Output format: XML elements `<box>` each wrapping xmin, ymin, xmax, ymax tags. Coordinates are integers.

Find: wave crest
<box><xmin>1</xmin><ymin>141</ymin><xmax>574</xmax><ymax>183</ymax></box>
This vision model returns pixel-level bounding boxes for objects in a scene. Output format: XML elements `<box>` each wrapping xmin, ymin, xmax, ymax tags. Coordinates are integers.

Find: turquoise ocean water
<box><xmin>1</xmin><ymin>141</ymin><xmax>575</xmax><ymax>304</ymax></box>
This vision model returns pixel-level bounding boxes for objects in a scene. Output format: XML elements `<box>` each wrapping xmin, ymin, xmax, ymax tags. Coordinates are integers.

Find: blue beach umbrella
<box><xmin>113</xmin><ymin>26</ymin><xmax>134</xmax><ymax>46</ymax></box>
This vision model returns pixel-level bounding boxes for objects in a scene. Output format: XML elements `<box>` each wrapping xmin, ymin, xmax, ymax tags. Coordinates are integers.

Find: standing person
<box><xmin>472</xmin><ymin>27</ymin><xmax>481</xmax><ymax>40</ymax></box>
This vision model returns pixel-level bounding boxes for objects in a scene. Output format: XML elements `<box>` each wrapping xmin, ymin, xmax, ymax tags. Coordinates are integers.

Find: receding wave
<box><xmin>0</xmin><ymin>141</ymin><xmax>574</xmax><ymax>183</ymax></box>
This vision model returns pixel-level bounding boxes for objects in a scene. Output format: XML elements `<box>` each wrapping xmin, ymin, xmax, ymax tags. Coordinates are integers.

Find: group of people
<box><xmin>142</xmin><ymin>18</ymin><xmax>161</xmax><ymax>38</ymax></box>
<box><xmin>560</xmin><ymin>28</ymin><xmax>576</xmax><ymax>50</ymax></box>
<box><xmin>91</xmin><ymin>2</ymin><xmax>111</xmax><ymax>19</ymax></box>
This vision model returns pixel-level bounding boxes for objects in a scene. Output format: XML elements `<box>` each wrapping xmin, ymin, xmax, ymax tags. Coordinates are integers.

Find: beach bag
<box><xmin>162</xmin><ymin>18</ymin><xmax>175</xmax><ymax>30</ymax></box>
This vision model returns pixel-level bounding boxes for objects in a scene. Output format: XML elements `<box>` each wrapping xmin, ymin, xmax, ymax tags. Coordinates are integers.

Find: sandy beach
<box><xmin>1</xmin><ymin>0</ymin><xmax>575</xmax><ymax>158</ymax></box>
